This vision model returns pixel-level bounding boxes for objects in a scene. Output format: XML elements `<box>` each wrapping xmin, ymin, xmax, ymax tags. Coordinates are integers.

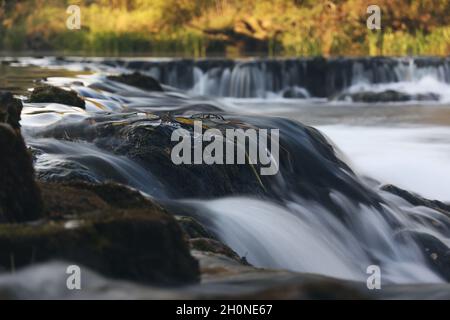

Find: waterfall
<box><xmin>108</xmin><ymin>57</ymin><xmax>450</xmax><ymax>99</ymax></box>
<box><xmin>183</xmin><ymin>195</ymin><xmax>446</xmax><ymax>284</ymax></box>
<box><xmin>12</xmin><ymin>57</ymin><xmax>450</xmax><ymax>286</ymax></box>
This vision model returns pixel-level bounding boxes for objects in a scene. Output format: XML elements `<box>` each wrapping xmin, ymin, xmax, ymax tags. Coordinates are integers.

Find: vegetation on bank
<box><xmin>0</xmin><ymin>0</ymin><xmax>449</xmax><ymax>57</ymax></box>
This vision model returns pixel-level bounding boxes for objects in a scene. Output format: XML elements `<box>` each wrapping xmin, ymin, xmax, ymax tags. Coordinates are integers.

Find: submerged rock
<box><xmin>36</xmin><ymin>112</ymin><xmax>382</xmax><ymax>214</ymax></box>
<box><xmin>36</xmin><ymin>113</ymin><xmax>269</xmax><ymax>198</ymax></box>
<box><xmin>0</xmin><ymin>124</ymin><xmax>43</xmax><ymax>223</ymax></box>
<box><xmin>396</xmin><ymin>231</ymin><xmax>450</xmax><ymax>282</ymax></box>
<box><xmin>336</xmin><ymin>90</ymin><xmax>440</xmax><ymax>103</ymax></box>
<box><xmin>282</xmin><ymin>86</ymin><xmax>309</xmax><ymax>99</ymax></box>
<box><xmin>0</xmin><ymin>181</ymin><xmax>199</xmax><ymax>285</ymax></box>
<box><xmin>29</xmin><ymin>86</ymin><xmax>85</xmax><ymax>109</ymax></box>
<box><xmin>383</xmin><ymin>184</ymin><xmax>450</xmax><ymax>280</ymax></box>
<box><xmin>107</xmin><ymin>72</ymin><xmax>163</xmax><ymax>92</ymax></box>
<box><xmin>0</xmin><ymin>91</ymin><xmax>23</xmax><ymax>130</ymax></box>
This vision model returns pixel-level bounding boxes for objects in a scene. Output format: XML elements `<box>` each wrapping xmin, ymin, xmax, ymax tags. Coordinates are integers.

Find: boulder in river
<box><xmin>29</xmin><ymin>85</ymin><xmax>85</xmax><ymax>109</ymax></box>
<box><xmin>35</xmin><ymin>112</ymin><xmax>382</xmax><ymax>215</ymax></box>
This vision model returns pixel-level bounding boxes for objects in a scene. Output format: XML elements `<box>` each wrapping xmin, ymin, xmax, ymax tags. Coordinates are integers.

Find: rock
<box><xmin>396</xmin><ymin>231</ymin><xmax>450</xmax><ymax>281</ymax></box>
<box><xmin>0</xmin><ymin>181</ymin><xmax>199</xmax><ymax>285</ymax></box>
<box><xmin>192</xmin><ymin>250</ymin><xmax>371</xmax><ymax>299</ymax></box>
<box><xmin>336</xmin><ymin>90</ymin><xmax>440</xmax><ymax>103</ymax></box>
<box><xmin>36</xmin><ymin>160</ymin><xmax>100</xmax><ymax>184</ymax></box>
<box><xmin>0</xmin><ymin>91</ymin><xmax>23</xmax><ymax>130</ymax></box>
<box><xmin>86</xmin><ymin>114</ymin><xmax>268</xmax><ymax>198</ymax></box>
<box><xmin>107</xmin><ymin>72</ymin><xmax>163</xmax><ymax>92</ymax></box>
<box><xmin>176</xmin><ymin>215</ymin><xmax>249</xmax><ymax>265</ymax></box>
<box><xmin>282</xmin><ymin>86</ymin><xmax>309</xmax><ymax>99</ymax></box>
<box><xmin>36</xmin><ymin>112</ymin><xmax>382</xmax><ymax>214</ymax></box>
<box><xmin>0</xmin><ymin>124</ymin><xmax>43</xmax><ymax>223</ymax></box>
<box><xmin>190</xmin><ymin>238</ymin><xmax>245</xmax><ymax>264</ymax></box>
<box><xmin>29</xmin><ymin>86</ymin><xmax>85</xmax><ymax>109</ymax></box>
<box><xmin>381</xmin><ymin>184</ymin><xmax>450</xmax><ymax>216</ymax></box>
<box><xmin>382</xmin><ymin>185</ymin><xmax>450</xmax><ymax>280</ymax></box>
<box><xmin>176</xmin><ymin>216</ymin><xmax>217</xmax><ymax>240</ymax></box>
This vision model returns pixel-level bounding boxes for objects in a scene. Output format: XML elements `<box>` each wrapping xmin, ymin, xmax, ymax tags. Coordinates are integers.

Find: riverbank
<box><xmin>1</xmin><ymin>1</ymin><xmax>449</xmax><ymax>57</ymax></box>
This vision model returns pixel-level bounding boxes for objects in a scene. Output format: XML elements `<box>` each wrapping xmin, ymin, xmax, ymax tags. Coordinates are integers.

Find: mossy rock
<box><xmin>38</xmin><ymin>181</ymin><xmax>162</xmax><ymax>218</ymax></box>
<box><xmin>107</xmin><ymin>72</ymin><xmax>163</xmax><ymax>91</ymax></box>
<box><xmin>0</xmin><ymin>124</ymin><xmax>43</xmax><ymax>223</ymax></box>
<box><xmin>29</xmin><ymin>86</ymin><xmax>85</xmax><ymax>109</ymax></box>
<box><xmin>0</xmin><ymin>181</ymin><xmax>199</xmax><ymax>285</ymax></box>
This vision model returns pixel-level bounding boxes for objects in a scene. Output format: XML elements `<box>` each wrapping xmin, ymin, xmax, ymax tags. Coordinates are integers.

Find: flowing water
<box><xmin>2</xmin><ymin>57</ymin><xmax>450</xmax><ymax>293</ymax></box>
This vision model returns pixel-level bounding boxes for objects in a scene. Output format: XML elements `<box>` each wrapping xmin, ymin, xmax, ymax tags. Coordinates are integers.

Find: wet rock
<box><xmin>90</xmin><ymin>115</ymin><xmax>268</xmax><ymax>198</ymax></box>
<box><xmin>175</xmin><ymin>215</ymin><xmax>249</xmax><ymax>265</ymax></box>
<box><xmin>190</xmin><ymin>238</ymin><xmax>245</xmax><ymax>264</ymax></box>
<box><xmin>381</xmin><ymin>184</ymin><xmax>450</xmax><ymax>216</ymax></box>
<box><xmin>29</xmin><ymin>86</ymin><xmax>85</xmax><ymax>109</ymax></box>
<box><xmin>36</xmin><ymin>160</ymin><xmax>100</xmax><ymax>184</ymax></box>
<box><xmin>396</xmin><ymin>231</ymin><xmax>450</xmax><ymax>281</ymax></box>
<box><xmin>282</xmin><ymin>86</ymin><xmax>308</xmax><ymax>99</ymax></box>
<box><xmin>0</xmin><ymin>181</ymin><xmax>199</xmax><ymax>285</ymax></box>
<box><xmin>176</xmin><ymin>216</ymin><xmax>216</xmax><ymax>240</ymax></box>
<box><xmin>192</xmin><ymin>250</ymin><xmax>371</xmax><ymax>299</ymax></box>
<box><xmin>0</xmin><ymin>124</ymin><xmax>43</xmax><ymax>223</ymax></box>
<box><xmin>0</xmin><ymin>91</ymin><xmax>23</xmax><ymax>130</ymax></box>
<box><xmin>36</xmin><ymin>112</ymin><xmax>382</xmax><ymax>213</ymax></box>
<box><xmin>107</xmin><ymin>72</ymin><xmax>163</xmax><ymax>92</ymax></box>
<box><xmin>382</xmin><ymin>184</ymin><xmax>450</xmax><ymax>280</ymax></box>
<box><xmin>336</xmin><ymin>90</ymin><xmax>440</xmax><ymax>103</ymax></box>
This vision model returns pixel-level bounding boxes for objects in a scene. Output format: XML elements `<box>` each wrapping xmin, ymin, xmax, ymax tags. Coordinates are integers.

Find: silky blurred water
<box><xmin>2</xmin><ymin>58</ymin><xmax>450</xmax><ymax>287</ymax></box>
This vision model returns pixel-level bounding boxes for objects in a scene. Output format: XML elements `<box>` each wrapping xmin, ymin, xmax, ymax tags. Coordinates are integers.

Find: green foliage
<box><xmin>0</xmin><ymin>0</ymin><xmax>449</xmax><ymax>56</ymax></box>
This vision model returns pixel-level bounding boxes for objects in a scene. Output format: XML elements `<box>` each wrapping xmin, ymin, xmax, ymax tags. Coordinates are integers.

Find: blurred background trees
<box><xmin>0</xmin><ymin>0</ymin><xmax>449</xmax><ymax>56</ymax></box>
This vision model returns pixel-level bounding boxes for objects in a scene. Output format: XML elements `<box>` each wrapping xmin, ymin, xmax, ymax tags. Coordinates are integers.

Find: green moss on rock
<box><xmin>0</xmin><ymin>181</ymin><xmax>199</xmax><ymax>285</ymax></box>
<box><xmin>29</xmin><ymin>86</ymin><xmax>85</xmax><ymax>109</ymax></box>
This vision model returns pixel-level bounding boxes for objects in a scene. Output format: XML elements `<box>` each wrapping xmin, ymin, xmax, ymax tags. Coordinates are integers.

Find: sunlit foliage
<box><xmin>0</xmin><ymin>0</ymin><xmax>449</xmax><ymax>56</ymax></box>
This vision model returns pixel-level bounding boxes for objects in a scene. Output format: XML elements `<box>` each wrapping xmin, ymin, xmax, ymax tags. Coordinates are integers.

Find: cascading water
<box><xmin>182</xmin><ymin>194</ymin><xmax>446</xmax><ymax>283</ymax></box>
<box><xmin>5</xmin><ymin>57</ymin><xmax>450</xmax><ymax>288</ymax></box>
<box><xmin>109</xmin><ymin>57</ymin><xmax>450</xmax><ymax>100</ymax></box>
